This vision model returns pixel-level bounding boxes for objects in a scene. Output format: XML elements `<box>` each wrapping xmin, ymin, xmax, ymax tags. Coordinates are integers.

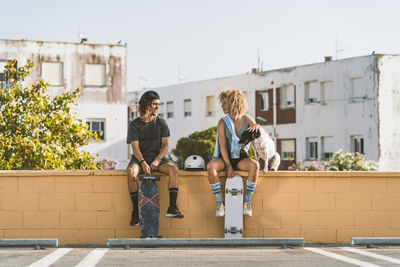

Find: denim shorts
<box><xmin>127</xmin><ymin>155</ymin><xmax>171</xmax><ymax>171</ymax></box>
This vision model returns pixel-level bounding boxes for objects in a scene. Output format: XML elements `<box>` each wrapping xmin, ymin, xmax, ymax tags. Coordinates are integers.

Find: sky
<box><xmin>2</xmin><ymin>0</ymin><xmax>400</xmax><ymax>91</ymax></box>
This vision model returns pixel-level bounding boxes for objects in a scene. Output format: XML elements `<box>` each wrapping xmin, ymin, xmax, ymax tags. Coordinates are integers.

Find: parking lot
<box><xmin>1</xmin><ymin>246</ymin><xmax>400</xmax><ymax>267</ymax></box>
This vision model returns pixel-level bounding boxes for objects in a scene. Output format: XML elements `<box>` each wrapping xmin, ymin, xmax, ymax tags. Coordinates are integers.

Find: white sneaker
<box><xmin>243</xmin><ymin>202</ymin><xmax>252</xmax><ymax>217</ymax></box>
<box><xmin>216</xmin><ymin>202</ymin><xmax>225</xmax><ymax>217</ymax></box>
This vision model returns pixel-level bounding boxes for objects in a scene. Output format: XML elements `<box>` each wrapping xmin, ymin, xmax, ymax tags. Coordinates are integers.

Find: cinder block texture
<box><xmin>0</xmin><ymin>170</ymin><xmax>399</xmax><ymax>244</ymax></box>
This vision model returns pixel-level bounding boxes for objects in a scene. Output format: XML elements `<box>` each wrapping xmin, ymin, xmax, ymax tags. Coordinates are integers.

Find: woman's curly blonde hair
<box><xmin>218</xmin><ymin>88</ymin><xmax>248</xmax><ymax>117</ymax></box>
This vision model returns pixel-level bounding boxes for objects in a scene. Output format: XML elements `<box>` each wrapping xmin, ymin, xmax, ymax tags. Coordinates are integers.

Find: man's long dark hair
<box><xmin>138</xmin><ymin>91</ymin><xmax>160</xmax><ymax>118</ymax></box>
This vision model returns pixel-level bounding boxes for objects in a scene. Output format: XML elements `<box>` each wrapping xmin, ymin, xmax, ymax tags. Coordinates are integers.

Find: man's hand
<box><xmin>226</xmin><ymin>164</ymin><xmax>234</xmax><ymax>178</ymax></box>
<box><xmin>150</xmin><ymin>158</ymin><xmax>161</xmax><ymax>170</ymax></box>
<box><xmin>141</xmin><ymin>161</ymin><xmax>151</xmax><ymax>175</ymax></box>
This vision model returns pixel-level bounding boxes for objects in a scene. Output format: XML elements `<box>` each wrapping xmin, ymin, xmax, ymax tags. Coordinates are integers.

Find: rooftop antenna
<box><xmin>77</xmin><ymin>24</ymin><xmax>81</xmax><ymax>42</ymax></box>
<box><xmin>257</xmin><ymin>48</ymin><xmax>261</xmax><ymax>72</ymax></box>
<box><xmin>178</xmin><ymin>66</ymin><xmax>184</xmax><ymax>83</ymax></box>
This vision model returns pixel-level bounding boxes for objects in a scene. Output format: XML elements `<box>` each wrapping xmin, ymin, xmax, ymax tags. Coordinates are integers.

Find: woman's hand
<box><xmin>248</xmin><ymin>123</ymin><xmax>261</xmax><ymax>132</ymax></box>
<box><xmin>226</xmin><ymin>164</ymin><xmax>234</xmax><ymax>178</ymax></box>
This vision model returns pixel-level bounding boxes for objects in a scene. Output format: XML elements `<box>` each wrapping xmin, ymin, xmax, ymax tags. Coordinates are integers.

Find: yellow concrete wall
<box><xmin>0</xmin><ymin>170</ymin><xmax>400</xmax><ymax>245</ymax></box>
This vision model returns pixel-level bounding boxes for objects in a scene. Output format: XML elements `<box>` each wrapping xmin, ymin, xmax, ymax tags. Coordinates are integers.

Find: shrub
<box><xmin>323</xmin><ymin>149</ymin><xmax>377</xmax><ymax>171</ymax></box>
<box><xmin>287</xmin><ymin>149</ymin><xmax>377</xmax><ymax>171</ymax></box>
<box><xmin>288</xmin><ymin>160</ymin><xmax>328</xmax><ymax>171</ymax></box>
<box><xmin>96</xmin><ymin>158</ymin><xmax>118</xmax><ymax>170</ymax></box>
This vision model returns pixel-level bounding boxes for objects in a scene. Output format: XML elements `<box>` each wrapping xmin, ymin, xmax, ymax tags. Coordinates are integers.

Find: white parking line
<box><xmin>75</xmin><ymin>248</ymin><xmax>109</xmax><ymax>267</ymax></box>
<box><xmin>27</xmin><ymin>248</ymin><xmax>73</xmax><ymax>267</ymax></box>
<box><xmin>304</xmin><ymin>247</ymin><xmax>381</xmax><ymax>267</ymax></box>
<box><xmin>341</xmin><ymin>247</ymin><xmax>400</xmax><ymax>264</ymax></box>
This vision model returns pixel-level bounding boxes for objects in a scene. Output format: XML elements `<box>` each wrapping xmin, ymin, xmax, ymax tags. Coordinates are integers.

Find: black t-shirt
<box><xmin>127</xmin><ymin>116</ymin><xmax>170</xmax><ymax>159</ymax></box>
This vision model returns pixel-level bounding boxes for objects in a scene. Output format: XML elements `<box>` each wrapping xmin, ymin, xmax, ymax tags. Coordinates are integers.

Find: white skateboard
<box><xmin>224</xmin><ymin>175</ymin><xmax>243</xmax><ymax>238</ymax></box>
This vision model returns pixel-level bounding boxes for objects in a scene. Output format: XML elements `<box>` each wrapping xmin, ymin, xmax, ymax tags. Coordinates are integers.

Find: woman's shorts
<box><xmin>220</xmin><ymin>150</ymin><xmax>249</xmax><ymax>170</ymax></box>
<box><xmin>127</xmin><ymin>155</ymin><xmax>172</xmax><ymax>171</ymax></box>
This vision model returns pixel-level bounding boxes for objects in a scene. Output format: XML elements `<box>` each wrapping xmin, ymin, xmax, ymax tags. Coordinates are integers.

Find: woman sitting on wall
<box><xmin>207</xmin><ymin>88</ymin><xmax>260</xmax><ymax>217</ymax></box>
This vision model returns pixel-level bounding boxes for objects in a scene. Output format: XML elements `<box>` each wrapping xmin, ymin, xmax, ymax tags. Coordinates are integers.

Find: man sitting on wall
<box><xmin>127</xmin><ymin>90</ymin><xmax>184</xmax><ymax>226</ymax></box>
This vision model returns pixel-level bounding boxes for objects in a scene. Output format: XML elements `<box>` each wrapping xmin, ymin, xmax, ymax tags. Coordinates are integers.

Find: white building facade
<box><xmin>0</xmin><ymin>39</ymin><xmax>128</xmax><ymax>168</ymax></box>
<box><xmin>145</xmin><ymin>55</ymin><xmax>400</xmax><ymax>171</ymax></box>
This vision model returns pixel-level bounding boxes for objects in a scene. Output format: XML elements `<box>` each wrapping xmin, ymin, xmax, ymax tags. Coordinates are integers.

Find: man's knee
<box><xmin>168</xmin><ymin>164</ymin><xmax>178</xmax><ymax>176</ymax></box>
<box><xmin>127</xmin><ymin>165</ymin><xmax>138</xmax><ymax>180</ymax></box>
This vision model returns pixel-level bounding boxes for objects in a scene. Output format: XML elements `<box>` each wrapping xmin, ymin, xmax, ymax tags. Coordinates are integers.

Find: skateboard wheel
<box><xmin>241</xmin><ymin>189</ymin><xmax>244</xmax><ymax>194</ymax></box>
<box><xmin>240</xmin><ymin>229</ymin><xmax>243</xmax><ymax>234</ymax></box>
<box><xmin>225</xmin><ymin>189</ymin><xmax>228</xmax><ymax>194</ymax></box>
<box><xmin>224</xmin><ymin>228</ymin><xmax>227</xmax><ymax>234</ymax></box>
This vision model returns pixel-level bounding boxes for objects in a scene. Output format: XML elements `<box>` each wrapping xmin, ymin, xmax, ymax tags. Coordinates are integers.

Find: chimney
<box><xmin>325</xmin><ymin>56</ymin><xmax>333</xmax><ymax>62</ymax></box>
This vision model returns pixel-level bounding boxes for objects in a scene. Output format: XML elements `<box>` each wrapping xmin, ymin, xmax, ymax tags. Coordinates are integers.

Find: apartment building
<box><xmin>139</xmin><ymin>54</ymin><xmax>400</xmax><ymax>170</ymax></box>
<box><xmin>0</xmin><ymin>39</ymin><xmax>128</xmax><ymax>168</ymax></box>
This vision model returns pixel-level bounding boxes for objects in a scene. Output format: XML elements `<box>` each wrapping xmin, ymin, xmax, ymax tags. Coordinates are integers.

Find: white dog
<box><xmin>239</xmin><ymin>128</ymin><xmax>280</xmax><ymax>172</ymax></box>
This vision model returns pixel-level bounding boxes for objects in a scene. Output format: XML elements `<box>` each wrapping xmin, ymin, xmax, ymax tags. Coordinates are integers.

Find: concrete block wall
<box><xmin>0</xmin><ymin>170</ymin><xmax>399</xmax><ymax>245</ymax></box>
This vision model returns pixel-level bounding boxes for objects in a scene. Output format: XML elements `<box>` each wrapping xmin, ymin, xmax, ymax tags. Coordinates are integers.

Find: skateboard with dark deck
<box><xmin>138</xmin><ymin>174</ymin><xmax>161</xmax><ymax>238</ymax></box>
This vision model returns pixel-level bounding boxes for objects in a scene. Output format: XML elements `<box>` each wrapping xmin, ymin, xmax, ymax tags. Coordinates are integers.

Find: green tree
<box><xmin>172</xmin><ymin>127</ymin><xmax>217</xmax><ymax>169</ymax></box>
<box><xmin>0</xmin><ymin>59</ymin><xmax>99</xmax><ymax>170</ymax></box>
<box><xmin>171</xmin><ymin>126</ymin><xmax>255</xmax><ymax>169</ymax></box>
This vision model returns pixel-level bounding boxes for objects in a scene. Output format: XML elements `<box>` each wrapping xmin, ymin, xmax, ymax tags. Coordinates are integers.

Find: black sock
<box><xmin>130</xmin><ymin>192</ymin><xmax>138</xmax><ymax>212</ymax></box>
<box><xmin>169</xmin><ymin>188</ymin><xmax>178</xmax><ymax>207</ymax></box>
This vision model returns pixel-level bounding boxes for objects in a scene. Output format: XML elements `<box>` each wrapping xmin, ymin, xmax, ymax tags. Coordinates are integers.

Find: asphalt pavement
<box><xmin>1</xmin><ymin>246</ymin><xmax>400</xmax><ymax>266</ymax></box>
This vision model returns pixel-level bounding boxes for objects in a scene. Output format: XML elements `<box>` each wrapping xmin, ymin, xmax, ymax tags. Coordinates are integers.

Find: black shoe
<box><xmin>166</xmin><ymin>206</ymin><xmax>184</xmax><ymax>218</ymax></box>
<box><xmin>130</xmin><ymin>210</ymin><xmax>139</xmax><ymax>226</ymax></box>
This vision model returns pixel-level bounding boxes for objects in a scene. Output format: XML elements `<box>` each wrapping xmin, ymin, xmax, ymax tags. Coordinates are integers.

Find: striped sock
<box><xmin>210</xmin><ymin>182</ymin><xmax>223</xmax><ymax>203</ymax></box>
<box><xmin>245</xmin><ymin>180</ymin><xmax>257</xmax><ymax>203</ymax></box>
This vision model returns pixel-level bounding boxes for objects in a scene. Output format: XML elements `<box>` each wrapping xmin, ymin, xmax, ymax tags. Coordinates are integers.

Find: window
<box><xmin>351</xmin><ymin>135</ymin><xmax>364</xmax><ymax>154</ymax></box>
<box><xmin>0</xmin><ymin>60</ymin><xmax>13</xmax><ymax>91</ymax></box>
<box><xmin>281</xmin><ymin>85</ymin><xmax>295</xmax><ymax>108</ymax></box>
<box><xmin>42</xmin><ymin>62</ymin><xmax>63</xmax><ymax>86</ymax></box>
<box><xmin>167</xmin><ymin>101</ymin><xmax>174</xmax><ymax>118</ymax></box>
<box><xmin>86</xmin><ymin>120</ymin><xmax>105</xmax><ymax>140</ymax></box>
<box><xmin>184</xmin><ymin>99</ymin><xmax>192</xmax><ymax>117</ymax></box>
<box><xmin>0</xmin><ymin>60</ymin><xmax>8</xmax><ymax>81</ymax></box>
<box><xmin>306</xmin><ymin>137</ymin><xmax>318</xmax><ymax>160</ymax></box>
<box><xmin>206</xmin><ymin>95</ymin><xmax>215</xmax><ymax>116</ymax></box>
<box><xmin>281</xmin><ymin>139</ymin><xmax>295</xmax><ymax>160</ymax></box>
<box><xmin>129</xmin><ymin>110</ymin><xmax>137</xmax><ymax>121</ymax></box>
<box><xmin>260</xmin><ymin>91</ymin><xmax>268</xmax><ymax>111</ymax></box>
<box><xmin>321</xmin><ymin>81</ymin><xmax>333</xmax><ymax>104</ymax></box>
<box><xmin>350</xmin><ymin>77</ymin><xmax>364</xmax><ymax>102</ymax></box>
<box><xmin>85</xmin><ymin>64</ymin><xmax>106</xmax><ymax>86</ymax></box>
<box><xmin>158</xmin><ymin>102</ymin><xmax>164</xmax><ymax>118</ymax></box>
<box><xmin>321</xmin><ymin>136</ymin><xmax>334</xmax><ymax>160</ymax></box>
<box><xmin>305</xmin><ymin>81</ymin><xmax>319</xmax><ymax>104</ymax></box>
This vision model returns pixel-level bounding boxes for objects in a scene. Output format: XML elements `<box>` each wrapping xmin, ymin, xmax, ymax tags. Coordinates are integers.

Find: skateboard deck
<box><xmin>224</xmin><ymin>175</ymin><xmax>244</xmax><ymax>238</ymax></box>
<box><xmin>138</xmin><ymin>174</ymin><xmax>161</xmax><ymax>238</ymax></box>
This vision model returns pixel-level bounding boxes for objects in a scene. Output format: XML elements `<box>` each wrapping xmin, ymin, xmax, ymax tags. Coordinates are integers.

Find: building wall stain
<box><xmin>0</xmin><ymin>39</ymin><xmax>127</xmax><ymax>104</ymax></box>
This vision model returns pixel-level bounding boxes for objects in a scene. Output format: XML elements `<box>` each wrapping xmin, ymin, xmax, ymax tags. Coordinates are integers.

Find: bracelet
<box><xmin>139</xmin><ymin>159</ymin><xmax>145</xmax><ymax>165</ymax></box>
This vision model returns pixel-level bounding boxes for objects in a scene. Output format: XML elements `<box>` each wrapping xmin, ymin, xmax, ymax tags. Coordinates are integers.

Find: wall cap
<box><xmin>0</xmin><ymin>170</ymin><xmax>399</xmax><ymax>178</ymax></box>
